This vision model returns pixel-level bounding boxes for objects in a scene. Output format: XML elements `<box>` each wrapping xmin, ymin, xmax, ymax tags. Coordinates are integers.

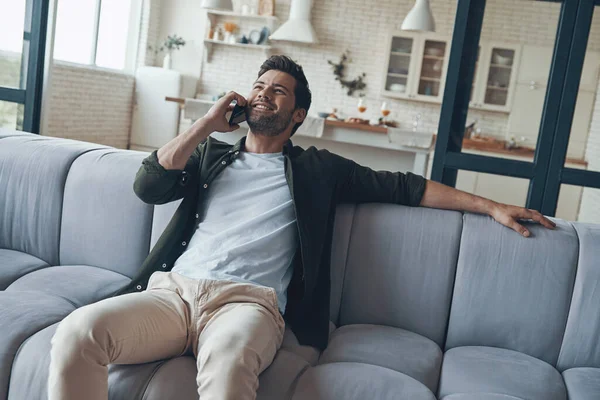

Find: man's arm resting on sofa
<box><xmin>420</xmin><ymin>179</ymin><xmax>556</xmax><ymax>237</ymax></box>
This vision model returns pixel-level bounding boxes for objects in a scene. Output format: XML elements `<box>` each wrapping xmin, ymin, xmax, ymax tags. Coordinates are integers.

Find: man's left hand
<box><xmin>489</xmin><ymin>203</ymin><xmax>556</xmax><ymax>237</ymax></box>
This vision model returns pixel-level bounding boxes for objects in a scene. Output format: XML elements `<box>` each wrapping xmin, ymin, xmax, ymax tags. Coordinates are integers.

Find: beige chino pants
<box><xmin>48</xmin><ymin>271</ymin><xmax>285</xmax><ymax>400</ymax></box>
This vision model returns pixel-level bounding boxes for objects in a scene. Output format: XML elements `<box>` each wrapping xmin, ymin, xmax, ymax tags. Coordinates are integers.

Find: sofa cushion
<box><xmin>338</xmin><ymin>204</ymin><xmax>462</xmax><ymax>347</ymax></box>
<box><xmin>0</xmin><ymin>292</ymin><xmax>74</xmax><ymax>399</ymax></box>
<box><xmin>5</xmin><ymin>266</ymin><xmax>130</xmax><ymax>308</ymax></box>
<box><xmin>440</xmin><ymin>395</ymin><xmax>526</xmax><ymax>400</ymax></box>
<box><xmin>8</xmin><ymin>323</ymin><xmax>58</xmax><ymax>400</ymax></box>
<box><xmin>0</xmin><ymin>136</ymin><xmax>107</xmax><ymax>265</ymax></box>
<box><xmin>258</xmin><ymin>349</ymin><xmax>311</xmax><ymax>400</ymax></box>
<box><xmin>438</xmin><ymin>346</ymin><xmax>567</xmax><ymax>400</ymax></box>
<box><xmin>292</xmin><ymin>362</ymin><xmax>436</xmax><ymax>400</ymax></box>
<box><xmin>0</xmin><ymin>129</ymin><xmax>33</xmax><ymax>139</ymax></box>
<box><xmin>557</xmin><ymin>223</ymin><xmax>600</xmax><ymax>371</ymax></box>
<box><xmin>445</xmin><ymin>214</ymin><xmax>578</xmax><ymax>365</ymax></box>
<box><xmin>110</xmin><ymin>358</ymin><xmax>198</xmax><ymax>400</ymax></box>
<box><xmin>562</xmin><ymin>368</ymin><xmax>600</xmax><ymax>400</ymax></box>
<box><xmin>0</xmin><ymin>249</ymin><xmax>49</xmax><ymax>290</ymax></box>
<box><xmin>59</xmin><ymin>149</ymin><xmax>154</xmax><ymax>279</ymax></box>
<box><xmin>319</xmin><ymin>324</ymin><xmax>442</xmax><ymax>393</ymax></box>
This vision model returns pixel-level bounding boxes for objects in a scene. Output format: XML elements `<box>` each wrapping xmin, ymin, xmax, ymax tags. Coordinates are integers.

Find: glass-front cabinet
<box><xmin>381</xmin><ymin>32</ymin><xmax>449</xmax><ymax>103</ymax></box>
<box><xmin>470</xmin><ymin>42</ymin><xmax>521</xmax><ymax>112</ymax></box>
<box><xmin>382</xmin><ymin>33</ymin><xmax>521</xmax><ymax>113</ymax></box>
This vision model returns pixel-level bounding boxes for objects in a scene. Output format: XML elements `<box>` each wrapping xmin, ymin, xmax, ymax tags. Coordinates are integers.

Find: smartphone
<box><xmin>228</xmin><ymin>103</ymin><xmax>247</xmax><ymax>126</ymax></box>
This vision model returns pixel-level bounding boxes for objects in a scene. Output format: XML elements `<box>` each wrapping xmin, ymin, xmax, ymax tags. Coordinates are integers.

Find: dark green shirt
<box><xmin>116</xmin><ymin>135</ymin><xmax>426</xmax><ymax>350</ymax></box>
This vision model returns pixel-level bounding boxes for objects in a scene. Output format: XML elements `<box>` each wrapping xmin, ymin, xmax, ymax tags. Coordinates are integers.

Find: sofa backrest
<box><xmin>59</xmin><ymin>149</ymin><xmax>154</xmax><ymax>278</ymax></box>
<box><xmin>0</xmin><ymin>134</ymin><xmax>105</xmax><ymax>265</ymax></box>
<box><xmin>331</xmin><ymin>203</ymin><xmax>463</xmax><ymax>348</ymax></box>
<box><xmin>557</xmin><ymin>223</ymin><xmax>600</xmax><ymax>371</ymax></box>
<box><xmin>445</xmin><ymin>213</ymin><xmax>579</xmax><ymax>366</ymax></box>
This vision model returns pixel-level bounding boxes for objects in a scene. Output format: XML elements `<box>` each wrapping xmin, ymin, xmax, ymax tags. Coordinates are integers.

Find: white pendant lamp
<box><xmin>401</xmin><ymin>0</ymin><xmax>436</xmax><ymax>32</ymax></box>
<box><xmin>200</xmin><ymin>0</ymin><xmax>233</xmax><ymax>11</ymax></box>
<box><xmin>269</xmin><ymin>0</ymin><xmax>318</xmax><ymax>44</ymax></box>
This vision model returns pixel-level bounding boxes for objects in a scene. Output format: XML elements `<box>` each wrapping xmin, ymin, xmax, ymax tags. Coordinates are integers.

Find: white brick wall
<box><xmin>44</xmin><ymin>62</ymin><xmax>134</xmax><ymax>149</ymax></box>
<box><xmin>578</xmin><ymin>77</ymin><xmax>600</xmax><ymax>223</ymax></box>
<box><xmin>194</xmin><ymin>0</ymin><xmax>600</xmax><ymax>138</ymax></box>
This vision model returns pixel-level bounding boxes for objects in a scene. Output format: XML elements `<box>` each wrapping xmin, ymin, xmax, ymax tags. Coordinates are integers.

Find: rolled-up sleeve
<box><xmin>335</xmin><ymin>157</ymin><xmax>427</xmax><ymax>206</ymax></box>
<box><xmin>133</xmin><ymin>146</ymin><xmax>202</xmax><ymax>205</ymax></box>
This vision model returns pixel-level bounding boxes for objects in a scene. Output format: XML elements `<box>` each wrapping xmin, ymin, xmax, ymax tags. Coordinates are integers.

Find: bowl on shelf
<box><xmin>425</xmin><ymin>48</ymin><xmax>443</xmax><ymax>57</ymax></box>
<box><xmin>493</xmin><ymin>54</ymin><xmax>512</xmax><ymax>66</ymax></box>
<box><xmin>388</xmin><ymin>83</ymin><xmax>406</xmax><ymax>93</ymax></box>
<box><xmin>318</xmin><ymin>112</ymin><xmax>330</xmax><ymax>118</ymax></box>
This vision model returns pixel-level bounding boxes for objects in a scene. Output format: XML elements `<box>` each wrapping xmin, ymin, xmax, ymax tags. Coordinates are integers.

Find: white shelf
<box><xmin>206</xmin><ymin>9</ymin><xmax>278</xmax><ymax>22</ymax></box>
<box><xmin>490</xmin><ymin>63</ymin><xmax>513</xmax><ymax>69</ymax></box>
<box><xmin>387</xmin><ymin>73</ymin><xmax>408</xmax><ymax>78</ymax></box>
<box><xmin>204</xmin><ymin>39</ymin><xmax>271</xmax><ymax>50</ymax></box>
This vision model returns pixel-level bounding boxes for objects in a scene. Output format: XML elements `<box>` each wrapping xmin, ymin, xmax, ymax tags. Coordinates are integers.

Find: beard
<box><xmin>245</xmin><ymin>105</ymin><xmax>294</xmax><ymax>137</ymax></box>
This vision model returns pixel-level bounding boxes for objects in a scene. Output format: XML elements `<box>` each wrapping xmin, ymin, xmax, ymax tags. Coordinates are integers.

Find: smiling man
<box><xmin>48</xmin><ymin>55</ymin><xmax>556</xmax><ymax>400</ymax></box>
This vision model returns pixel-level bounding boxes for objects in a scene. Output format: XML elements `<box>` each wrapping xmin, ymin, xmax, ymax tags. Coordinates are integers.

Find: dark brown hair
<box><xmin>257</xmin><ymin>55</ymin><xmax>312</xmax><ymax>135</ymax></box>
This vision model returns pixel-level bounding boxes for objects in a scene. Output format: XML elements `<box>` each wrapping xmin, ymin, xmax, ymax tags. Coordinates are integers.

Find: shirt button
<box><xmin>136</xmin><ymin>285</ymin><xmax>142</xmax><ymax>290</ymax></box>
<box><xmin>195</xmin><ymin>213</ymin><xmax>199</xmax><ymax>218</ymax></box>
<box><xmin>182</xmin><ymin>241</ymin><xmax>187</xmax><ymax>246</ymax></box>
<box><xmin>221</xmin><ymin>160</ymin><xmax>226</xmax><ymax>165</ymax></box>
<box><xmin>203</xmin><ymin>184</ymin><xmax>208</xmax><ymax>189</ymax></box>
<box><xmin>162</xmin><ymin>263</ymin><xmax>167</xmax><ymax>268</ymax></box>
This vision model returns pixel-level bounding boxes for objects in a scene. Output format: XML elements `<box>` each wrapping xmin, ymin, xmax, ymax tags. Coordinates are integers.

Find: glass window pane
<box><xmin>0</xmin><ymin>100</ymin><xmax>24</xmax><ymax>130</ymax></box>
<box><xmin>53</xmin><ymin>0</ymin><xmax>96</xmax><ymax>64</ymax></box>
<box><xmin>95</xmin><ymin>0</ymin><xmax>133</xmax><ymax>70</ymax></box>
<box><xmin>456</xmin><ymin>171</ymin><xmax>529</xmax><ymax>208</ymax></box>
<box><xmin>0</xmin><ymin>0</ymin><xmax>27</xmax><ymax>89</ymax></box>
<box><xmin>563</xmin><ymin>13</ymin><xmax>600</xmax><ymax>171</ymax></box>
<box><xmin>559</xmin><ymin>184</ymin><xmax>600</xmax><ymax>223</ymax></box>
<box><xmin>464</xmin><ymin>0</ymin><xmax>561</xmax><ymax>160</ymax></box>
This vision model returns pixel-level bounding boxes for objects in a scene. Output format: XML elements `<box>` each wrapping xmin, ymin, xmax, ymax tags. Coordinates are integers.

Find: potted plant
<box><xmin>148</xmin><ymin>34</ymin><xmax>186</xmax><ymax>69</ymax></box>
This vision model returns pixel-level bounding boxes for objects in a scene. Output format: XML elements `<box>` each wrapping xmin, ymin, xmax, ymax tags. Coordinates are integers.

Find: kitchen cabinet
<box><xmin>517</xmin><ymin>45</ymin><xmax>600</xmax><ymax>91</ymax></box>
<box><xmin>381</xmin><ymin>32</ymin><xmax>450</xmax><ymax>104</ymax></box>
<box><xmin>469</xmin><ymin>42</ymin><xmax>521</xmax><ymax>113</ymax></box>
<box><xmin>382</xmin><ymin>34</ymin><xmax>520</xmax><ymax>112</ymax></box>
<box><xmin>507</xmin><ymin>66</ymin><xmax>596</xmax><ymax>159</ymax></box>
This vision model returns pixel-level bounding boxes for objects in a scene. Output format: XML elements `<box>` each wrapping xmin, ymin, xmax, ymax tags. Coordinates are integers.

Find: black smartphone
<box><xmin>228</xmin><ymin>103</ymin><xmax>247</xmax><ymax>126</ymax></box>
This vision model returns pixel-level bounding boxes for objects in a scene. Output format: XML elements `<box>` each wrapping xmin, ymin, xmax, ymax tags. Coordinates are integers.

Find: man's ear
<box><xmin>293</xmin><ymin>108</ymin><xmax>307</xmax><ymax>124</ymax></box>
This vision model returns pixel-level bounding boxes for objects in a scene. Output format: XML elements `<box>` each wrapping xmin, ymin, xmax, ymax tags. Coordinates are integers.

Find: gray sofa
<box><xmin>1</xmin><ymin>128</ymin><xmax>599</xmax><ymax>400</ymax></box>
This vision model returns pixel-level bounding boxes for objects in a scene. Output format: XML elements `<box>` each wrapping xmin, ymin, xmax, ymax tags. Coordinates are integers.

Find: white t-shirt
<box><xmin>171</xmin><ymin>151</ymin><xmax>298</xmax><ymax>314</ymax></box>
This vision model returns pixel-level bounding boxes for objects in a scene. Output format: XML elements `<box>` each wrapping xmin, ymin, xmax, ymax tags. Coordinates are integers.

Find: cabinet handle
<box><xmin>530</xmin><ymin>81</ymin><xmax>537</xmax><ymax>90</ymax></box>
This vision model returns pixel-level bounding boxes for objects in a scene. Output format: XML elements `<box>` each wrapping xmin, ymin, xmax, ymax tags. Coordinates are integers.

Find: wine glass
<box><xmin>381</xmin><ymin>102</ymin><xmax>391</xmax><ymax>124</ymax></box>
<box><xmin>357</xmin><ymin>98</ymin><xmax>367</xmax><ymax>115</ymax></box>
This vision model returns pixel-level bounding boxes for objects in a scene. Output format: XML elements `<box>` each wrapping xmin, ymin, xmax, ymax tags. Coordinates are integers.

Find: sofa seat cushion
<box><xmin>6</xmin><ymin>265</ymin><xmax>130</xmax><ymax>307</ymax></box>
<box><xmin>0</xmin><ymin>249</ymin><xmax>49</xmax><ymax>290</ymax></box>
<box><xmin>292</xmin><ymin>362</ymin><xmax>436</xmax><ymax>400</ymax></box>
<box><xmin>562</xmin><ymin>368</ymin><xmax>600</xmax><ymax>400</ymax></box>
<box><xmin>0</xmin><ymin>292</ymin><xmax>75</xmax><ymax>399</ymax></box>
<box><xmin>441</xmin><ymin>395</ymin><xmax>525</xmax><ymax>399</ymax></box>
<box><xmin>319</xmin><ymin>324</ymin><xmax>442</xmax><ymax>392</ymax></box>
<box><xmin>439</xmin><ymin>346</ymin><xmax>567</xmax><ymax>400</ymax></box>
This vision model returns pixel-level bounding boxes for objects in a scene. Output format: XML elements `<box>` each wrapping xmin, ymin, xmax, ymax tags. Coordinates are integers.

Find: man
<box><xmin>48</xmin><ymin>55</ymin><xmax>556</xmax><ymax>400</ymax></box>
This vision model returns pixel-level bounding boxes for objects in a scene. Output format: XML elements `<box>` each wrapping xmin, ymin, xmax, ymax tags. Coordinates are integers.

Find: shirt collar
<box><xmin>232</xmin><ymin>136</ymin><xmax>294</xmax><ymax>156</ymax></box>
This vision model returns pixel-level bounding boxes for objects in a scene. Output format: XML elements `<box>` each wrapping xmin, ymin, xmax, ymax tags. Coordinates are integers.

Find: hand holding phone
<box><xmin>228</xmin><ymin>102</ymin><xmax>247</xmax><ymax>126</ymax></box>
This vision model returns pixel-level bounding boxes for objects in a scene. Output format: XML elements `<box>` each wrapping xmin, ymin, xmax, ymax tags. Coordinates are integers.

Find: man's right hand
<box><xmin>200</xmin><ymin>91</ymin><xmax>248</xmax><ymax>133</ymax></box>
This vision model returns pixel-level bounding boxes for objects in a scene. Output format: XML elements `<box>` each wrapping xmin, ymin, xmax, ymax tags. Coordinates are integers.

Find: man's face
<box><xmin>245</xmin><ymin>70</ymin><xmax>299</xmax><ymax>137</ymax></box>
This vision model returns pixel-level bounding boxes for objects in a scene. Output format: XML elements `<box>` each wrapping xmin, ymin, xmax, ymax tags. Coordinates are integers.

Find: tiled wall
<box><xmin>194</xmin><ymin>0</ymin><xmax>600</xmax><ymax>139</ymax></box>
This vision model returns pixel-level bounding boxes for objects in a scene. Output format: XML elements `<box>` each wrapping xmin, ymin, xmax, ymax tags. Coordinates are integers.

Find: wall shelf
<box><xmin>206</xmin><ymin>9</ymin><xmax>278</xmax><ymax>23</ymax></box>
<box><xmin>203</xmin><ymin>39</ymin><xmax>272</xmax><ymax>63</ymax></box>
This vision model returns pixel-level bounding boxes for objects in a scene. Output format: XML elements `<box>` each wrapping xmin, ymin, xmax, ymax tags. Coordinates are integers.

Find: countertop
<box><xmin>166</xmin><ymin>96</ymin><xmax>587</xmax><ymax>167</ymax></box>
